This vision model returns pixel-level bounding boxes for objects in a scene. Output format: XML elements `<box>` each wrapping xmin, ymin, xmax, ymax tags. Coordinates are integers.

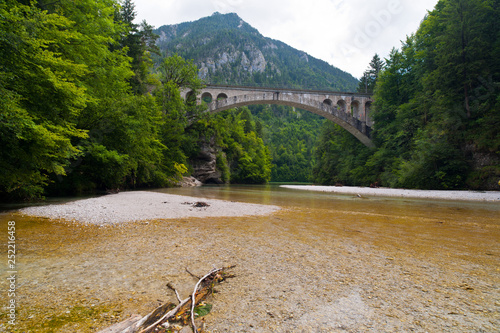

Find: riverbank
<box><xmin>281</xmin><ymin>185</ymin><xmax>500</xmax><ymax>201</ymax></box>
<box><xmin>18</xmin><ymin>190</ymin><xmax>280</xmax><ymax>225</ymax></box>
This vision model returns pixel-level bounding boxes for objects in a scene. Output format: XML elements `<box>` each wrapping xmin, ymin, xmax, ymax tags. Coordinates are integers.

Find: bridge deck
<box><xmin>205</xmin><ymin>84</ymin><xmax>372</xmax><ymax>97</ymax></box>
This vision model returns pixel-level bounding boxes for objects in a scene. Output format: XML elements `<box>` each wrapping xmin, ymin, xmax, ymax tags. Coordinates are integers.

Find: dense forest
<box><xmin>2</xmin><ymin>0</ymin><xmax>499</xmax><ymax>201</ymax></box>
<box><xmin>0</xmin><ymin>0</ymin><xmax>272</xmax><ymax>200</ymax></box>
<box><xmin>313</xmin><ymin>0</ymin><xmax>500</xmax><ymax>190</ymax></box>
<box><xmin>250</xmin><ymin>105</ymin><xmax>324</xmax><ymax>182</ymax></box>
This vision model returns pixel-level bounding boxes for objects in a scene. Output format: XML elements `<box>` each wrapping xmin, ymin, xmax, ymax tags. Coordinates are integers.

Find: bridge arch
<box><xmin>337</xmin><ymin>99</ymin><xmax>347</xmax><ymax>113</ymax></box>
<box><xmin>201</xmin><ymin>92</ymin><xmax>213</xmax><ymax>103</ymax></box>
<box><xmin>183</xmin><ymin>85</ymin><xmax>374</xmax><ymax>148</ymax></box>
<box><xmin>351</xmin><ymin>100</ymin><xmax>360</xmax><ymax>120</ymax></box>
<box><xmin>216</xmin><ymin>93</ymin><xmax>228</xmax><ymax>100</ymax></box>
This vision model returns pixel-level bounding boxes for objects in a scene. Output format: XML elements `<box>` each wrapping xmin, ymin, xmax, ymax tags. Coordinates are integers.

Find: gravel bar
<box><xmin>19</xmin><ymin>191</ymin><xmax>280</xmax><ymax>225</ymax></box>
<box><xmin>281</xmin><ymin>185</ymin><xmax>500</xmax><ymax>201</ymax></box>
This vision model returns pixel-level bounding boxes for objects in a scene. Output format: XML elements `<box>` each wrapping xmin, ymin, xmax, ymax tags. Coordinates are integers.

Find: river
<box><xmin>1</xmin><ymin>185</ymin><xmax>499</xmax><ymax>332</ymax></box>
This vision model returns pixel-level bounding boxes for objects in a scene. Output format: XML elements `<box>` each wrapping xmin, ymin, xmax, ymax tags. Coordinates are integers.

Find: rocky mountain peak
<box><xmin>154</xmin><ymin>13</ymin><xmax>358</xmax><ymax>91</ymax></box>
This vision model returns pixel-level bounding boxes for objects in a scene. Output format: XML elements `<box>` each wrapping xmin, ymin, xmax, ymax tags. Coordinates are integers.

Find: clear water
<box><xmin>1</xmin><ymin>185</ymin><xmax>499</xmax><ymax>332</ymax></box>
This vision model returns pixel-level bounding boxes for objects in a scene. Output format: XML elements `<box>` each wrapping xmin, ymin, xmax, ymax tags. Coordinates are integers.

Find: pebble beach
<box><xmin>281</xmin><ymin>185</ymin><xmax>500</xmax><ymax>202</ymax></box>
<box><xmin>18</xmin><ymin>190</ymin><xmax>281</xmax><ymax>225</ymax></box>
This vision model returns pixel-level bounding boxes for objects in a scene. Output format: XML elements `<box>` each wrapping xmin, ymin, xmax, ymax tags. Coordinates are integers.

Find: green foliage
<box><xmin>357</xmin><ymin>54</ymin><xmax>384</xmax><ymax>93</ymax></box>
<box><xmin>114</xmin><ymin>0</ymin><xmax>159</xmax><ymax>94</ymax></box>
<box><xmin>0</xmin><ymin>1</ymin><xmax>89</xmax><ymax>199</ymax></box>
<box><xmin>249</xmin><ymin>105</ymin><xmax>323</xmax><ymax>182</ymax></box>
<box><xmin>396</xmin><ymin>128</ymin><xmax>469</xmax><ymax>189</ymax></box>
<box><xmin>194</xmin><ymin>303</ymin><xmax>212</xmax><ymax>317</ymax></box>
<box><xmin>314</xmin><ymin>0</ymin><xmax>500</xmax><ymax>190</ymax></box>
<box><xmin>43</xmin><ymin>0</ymin><xmax>173</xmax><ymax>195</ymax></box>
<box><xmin>216</xmin><ymin>152</ymin><xmax>231</xmax><ymax>183</ymax></box>
<box><xmin>0</xmin><ymin>1</ymin><xmax>199</xmax><ymax>199</ymax></box>
<box><xmin>312</xmin><ymin>122</ymin><xmax>375</xmax><ymax>186</ymax></box>
<box><xmin>158</xmin><ymin>54</ymin><xmax>202</xmax><ymax>91</ymax></box>
<box><xmin>155</xmin><ymin>54</ymin><xmax>205</xmax><ymax>182</ymax></box>
<box><xmin>194</xmin><ymin>108</ymin><xmax>273</xmax><ymax>184</ymax></box>
<box><xmin>68</xmin><ymin>95</ymin><xmax>168</xmax><ymax>192</ymax></box>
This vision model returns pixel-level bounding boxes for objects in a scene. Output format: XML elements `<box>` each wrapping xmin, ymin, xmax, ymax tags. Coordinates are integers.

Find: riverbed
<box><xmin>1</xmin><ymin>185</ymin><xmax>499</xmax><ymax>332</ymax></box>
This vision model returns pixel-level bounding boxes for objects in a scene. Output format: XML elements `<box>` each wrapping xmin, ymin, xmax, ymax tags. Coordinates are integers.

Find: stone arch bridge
<box><xmin>181</xmin><ymin>85</ymin><xmax>374</xmax><ymax>147</ymax></box>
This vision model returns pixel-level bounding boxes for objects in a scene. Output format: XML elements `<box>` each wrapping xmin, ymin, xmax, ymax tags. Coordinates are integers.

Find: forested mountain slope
<box><xmin>154</xmin><ymin>12</ymin><xmax>358</xmax><ymax>91</ymax></box>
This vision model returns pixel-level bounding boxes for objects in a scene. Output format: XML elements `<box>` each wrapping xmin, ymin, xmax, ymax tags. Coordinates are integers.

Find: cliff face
<box><xmin>189</xmin><ymin>138</ymin><xmax>223</xmax><ymax>184</ymax></box>
<box><xmin>196</xmin><ymin>47</ymin><xmax>267</xmax><ymax>80</ymax></box>
<box><xmin>465</xmin><ymin>143</ymin><xmax>500</xmax><ymax>190</ymax></box>
<box><xmin>154</xmin><ymin>12</ymin><xmax>358</xmax><ymax>91</ymax></box>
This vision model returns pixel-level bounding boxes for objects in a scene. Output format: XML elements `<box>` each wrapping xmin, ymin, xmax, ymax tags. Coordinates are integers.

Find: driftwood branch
<box><xmin>190</xmin><ymin>268</ymin><xmax>222</xmax><ymax>332</ymax></box>
<box><xmin>96</xmin><ymin>314</ymin><xmax>142</xmax><ymax>333</ymax></box>
<box><xmin>185</xmin><ymin>267</ymin><xmax>201</xmax><ymax>279</ymax></box>
<box><xmin>97</xmin><ymin>266</ymin><xmax>235</xmax><ymax>333</ymax></box>
<box><xmin>138</xmin><ymin>297</ymin><xmax>190</xmax><ymax>333</ymax></box>
<box><xmin>167</xmin><ymin>282</ymin><xmax>182</xmax><ymax>303</ymax></box>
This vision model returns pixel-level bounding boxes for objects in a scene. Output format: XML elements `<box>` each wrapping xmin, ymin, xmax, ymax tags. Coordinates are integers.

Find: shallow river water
<box><xmin>1</xmin><ymin>185</ymin><xmax>499</xmax><ymax>332</ymax></box>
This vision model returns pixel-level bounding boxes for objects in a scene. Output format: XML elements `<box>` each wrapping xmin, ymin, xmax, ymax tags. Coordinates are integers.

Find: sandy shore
<box><xmin>281</xmin><ymin>185</ymin><xmax>500</xmax><ymax>201</ymax></box>
<box><xmin>19</xmin><ymin>190</ymin><xmax>280</xmax><ymax>225</ymax></box>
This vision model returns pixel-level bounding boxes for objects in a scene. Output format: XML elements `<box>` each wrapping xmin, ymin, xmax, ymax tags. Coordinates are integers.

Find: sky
<box><xmin>134</xmin><ymin>0</ymin><xmax>439</xmax><ymax>79</ymax></box>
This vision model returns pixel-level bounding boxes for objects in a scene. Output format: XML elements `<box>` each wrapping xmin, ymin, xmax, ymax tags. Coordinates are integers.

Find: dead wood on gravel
<box><xmin>97</xmin><ymin>266</ymin><xmax>235</xmax><ymax>333</ymax></box>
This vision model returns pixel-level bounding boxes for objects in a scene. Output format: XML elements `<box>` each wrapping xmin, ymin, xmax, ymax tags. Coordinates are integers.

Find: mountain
<box><xmin>154</xmin><ymin>12</ymin><xmax>358</xmax><ymax>91</ymax></box>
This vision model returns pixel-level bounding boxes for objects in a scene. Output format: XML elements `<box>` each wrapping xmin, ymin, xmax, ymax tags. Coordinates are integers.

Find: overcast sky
<box><xmin>134</xmin><ymin>0</ymin><xmax>439</xmax><ymax>79</ymax></box>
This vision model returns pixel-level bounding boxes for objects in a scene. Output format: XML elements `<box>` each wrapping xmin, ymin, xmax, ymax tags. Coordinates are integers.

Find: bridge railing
<box><xmin>203</xmin><ymin>84</ymin><xmax>373</xmax><ymax>98</ymax></box>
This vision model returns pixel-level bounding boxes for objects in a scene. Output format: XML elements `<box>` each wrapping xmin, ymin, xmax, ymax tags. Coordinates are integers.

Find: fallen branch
<box><xmin>190</xmin><ymin>268</ymin><xmax>222</xmax><ymax>332</ymax></box>
<box><xmin>167</xmin><ymin>282</ymin><xmax>182</xmax><ymax>303</ymax></box>
<box><xmin>97</xmin><ymin>266</ymin><xmax>235</xmax><ymax>333</ymax></box>
<box><xmin>185</xmin><ymin>267</ymin><xmax>201</xmax><ymax>279</ymax></box>
<box><xmin>137</xmin><ymin>297</ymin><xmax>190</xmax><ymax>333</ymax></box>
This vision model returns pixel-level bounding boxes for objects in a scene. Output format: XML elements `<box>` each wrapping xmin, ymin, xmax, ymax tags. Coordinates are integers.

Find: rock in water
<box><xmin>178</xmin><ymin>177</ymin><xmax>203</xmax><ymax>187</ymax></box>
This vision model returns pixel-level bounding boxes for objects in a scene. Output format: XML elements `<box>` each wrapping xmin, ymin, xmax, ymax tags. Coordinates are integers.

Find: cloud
<box><xmin>134</xmin><ymin>0</ymin><xmax>438</xmax><ymax>78</ymax></box>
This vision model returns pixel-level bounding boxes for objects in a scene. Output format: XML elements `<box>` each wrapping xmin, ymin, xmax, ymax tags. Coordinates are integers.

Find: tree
<box><xmin>357</xmin><ymin>54</ymin><xmax>384</xmax><ymax>93</ymax></box>
<box><xmin>207</xmin><ymin>108</ymin><xmax>272</xmax><ymax>184</ymax></box>
<box><xmin>0</xmin><ymin>1</ymin><xmax>89</xmax><ymax>199</ymax></box>
<box><xmin>116</xmin><ymin>0</ymin><xmax>159</xmax><ymax>94</ymax></box>
<box><xmin>154</xmin><ymin>54</ymin><xmax>205</xmax><ymax>182</ymax></box>
<box><xmin>420</xmin><ymin>0</ymin><xmax>493</xmax><ymax>119</ymax></box>
<box><xmin>312</xmin><ymin>122</ymin><xmax>374</xmax><ymax>186</ymax></box>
